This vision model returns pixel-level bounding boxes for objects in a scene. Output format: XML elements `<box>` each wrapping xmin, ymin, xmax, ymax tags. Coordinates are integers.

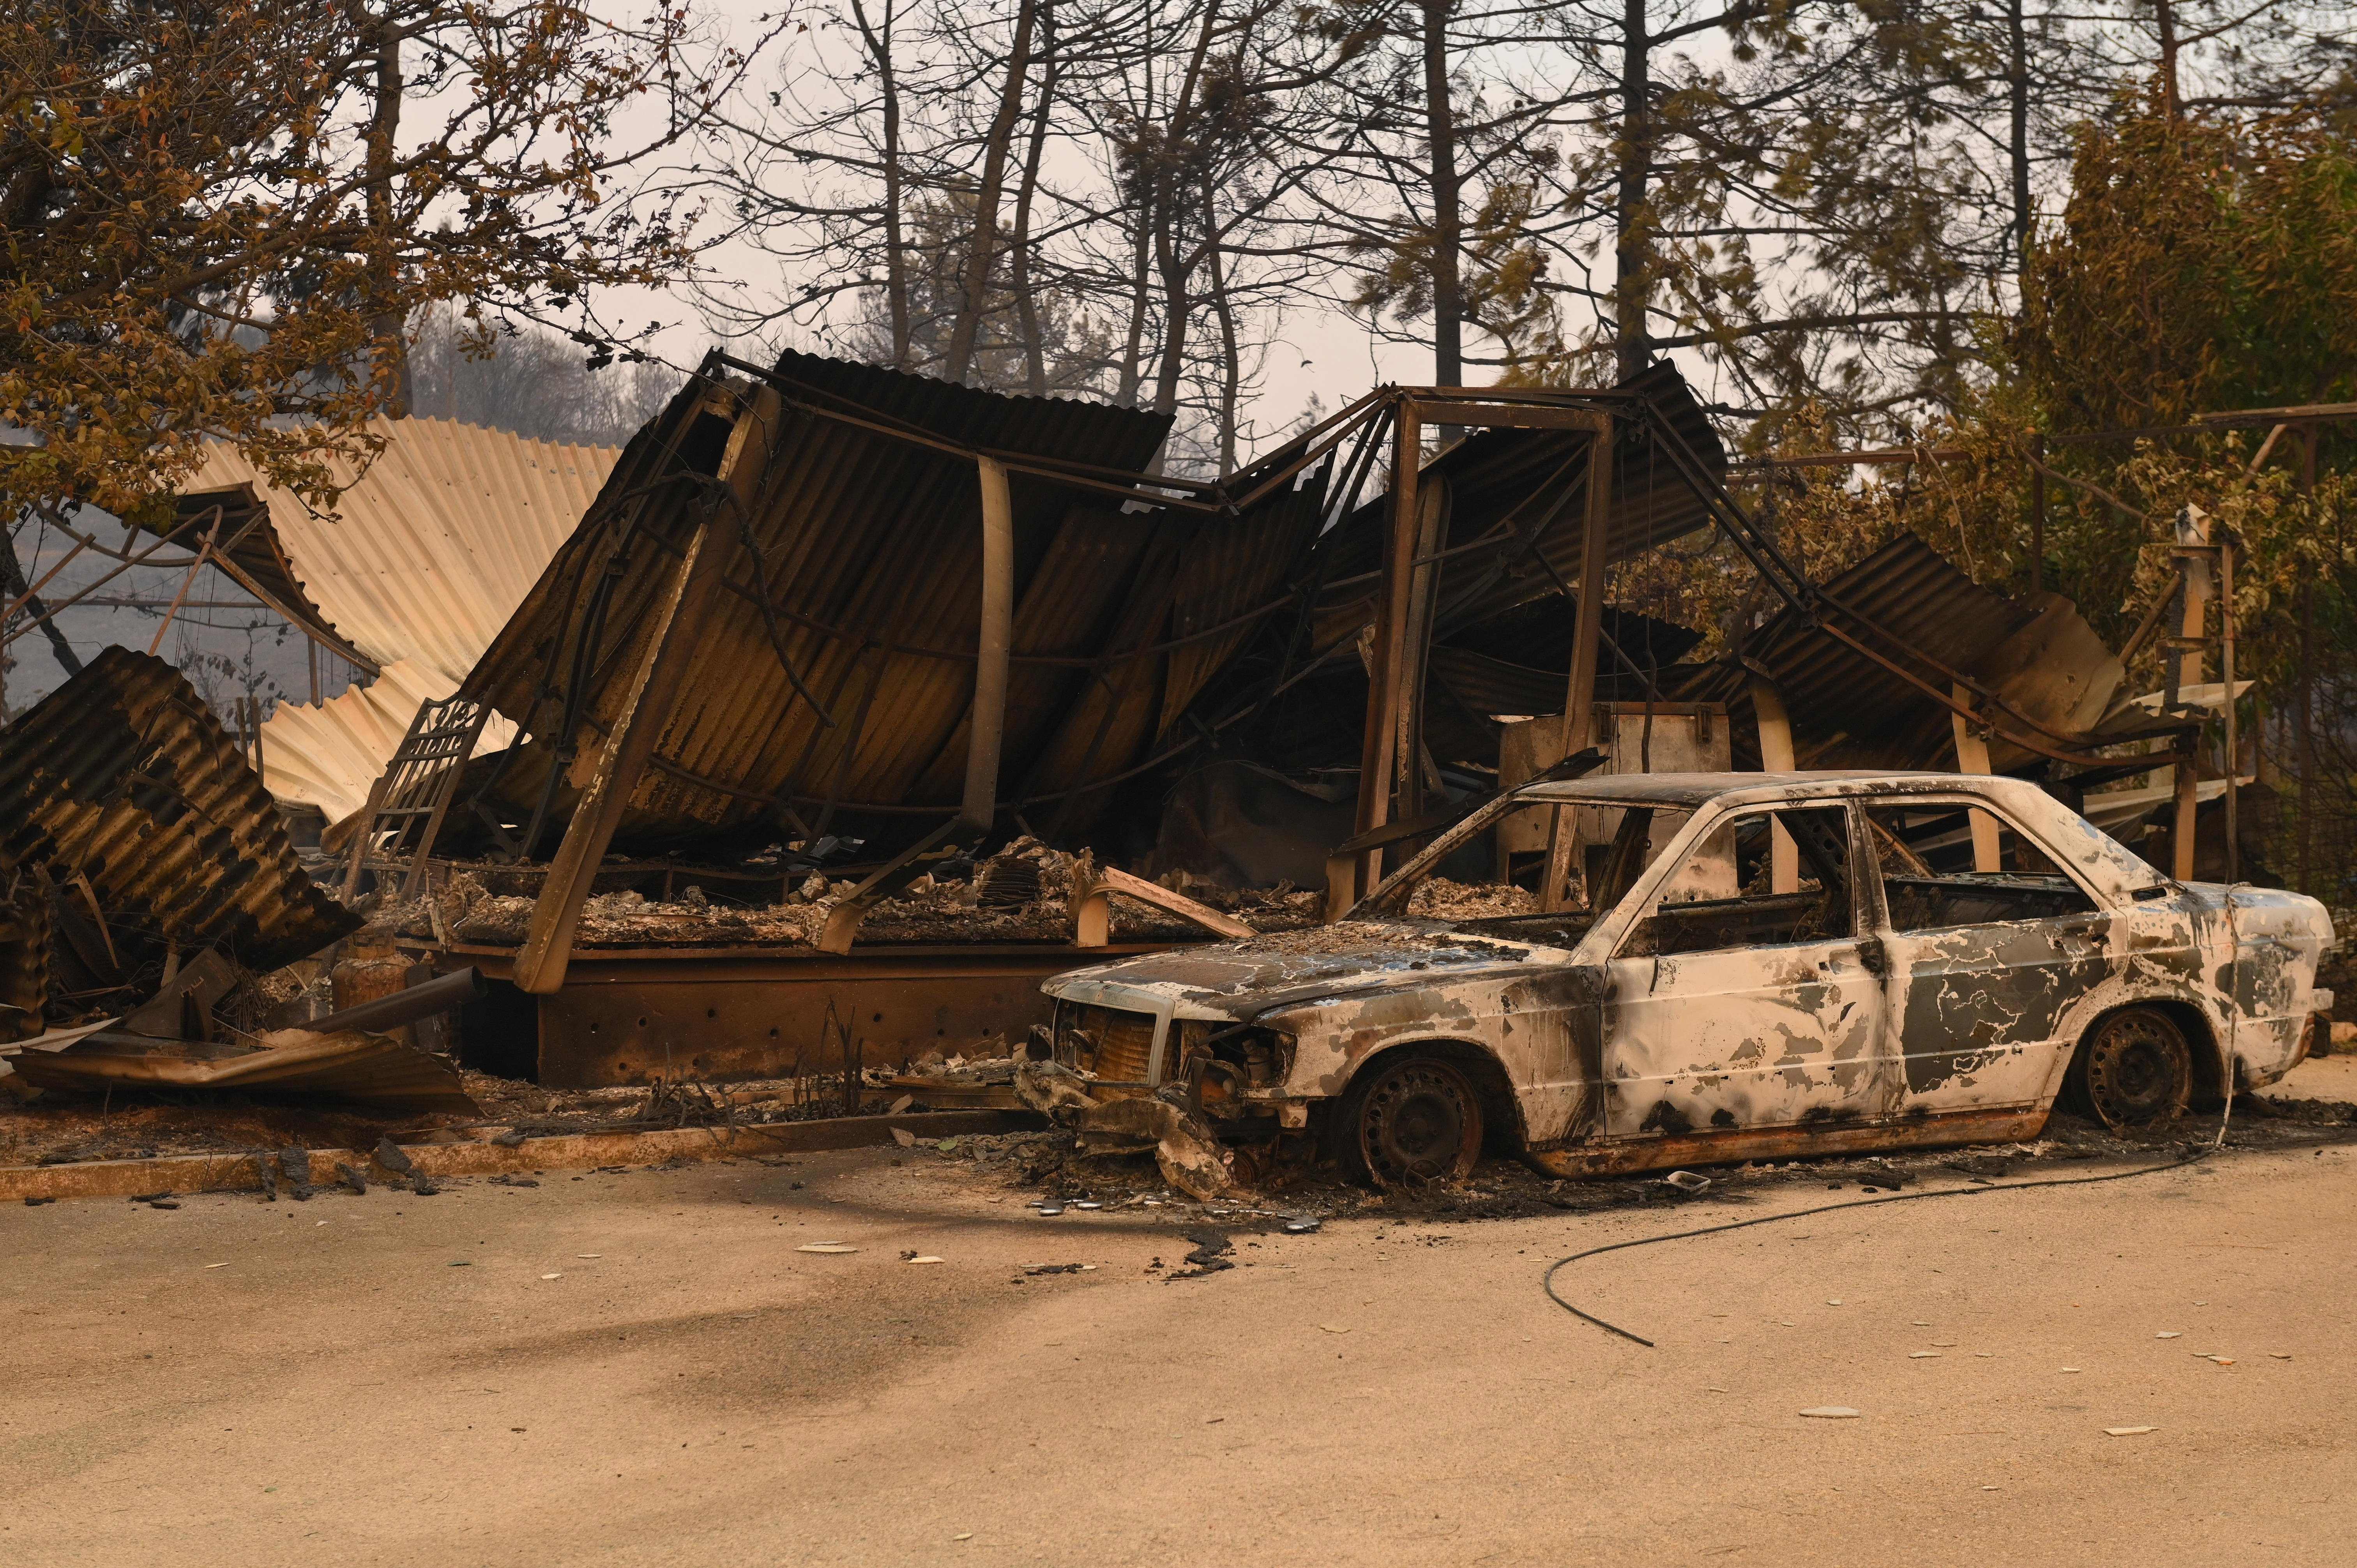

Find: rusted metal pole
<box><xmin>2171</xmin><ymin>505</ymin><xmax>2211</xmax><ymax>882</ymax></box>
<box><xmin>513</xmin><ymin>523</ymin><xmax>725</xmax><ymax>989</ymax></box>
<box><xmin>514</xmin><ymin>387</ymin><xmax>778</xmax><ymax>994</ymax></box>
<box><xmin>964</xmin><ymin>455</ymin><xmax>1016</xmax><ymax>832</ymax></box>
<box><xmin>1394</xmin><ymin>475</ymin><xmax>1450</xmax><ymax>824</ymax></box>
<box><xmin>1346</xmin><ymin>396</ymin><xmax>1421</xmax><ymax>910</ymax></box>
<box><xmin>1748</xmin><ymin>674</ymin><xmax>1799</xmax><ymax>894</ymax></box>
<box><xmin>2222</xmin><ymin>537</ymin><xmax>2238</xmax><ymax>886</ymax></box>
<box><xmin>1541</xmin><ymin>417</ymin><xmax>1615</xmax><ymax>911</ymax></box>
<box><xmin>1950</xmin><ymin>685</ymin><xmax>2002</xmax><ymax>873</ymax></box>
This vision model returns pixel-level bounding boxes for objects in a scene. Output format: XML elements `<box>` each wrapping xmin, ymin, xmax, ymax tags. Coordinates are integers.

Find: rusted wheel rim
<box><xmin>2083</xmin><ymin>1010</ymin><xmax>2191</xmax><ymax>1130</ymax></box>
<box><xmin>1358</xmin><ymin>1060</ymin><xmax>1479</xmax><ymax>1187</ymax></box>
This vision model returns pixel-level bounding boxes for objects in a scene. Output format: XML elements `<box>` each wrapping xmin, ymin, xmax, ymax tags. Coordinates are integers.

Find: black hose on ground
<box><xmin>1542</xmin><ymin>1141</ymin><xmax>2225</xmax><ymax>1347</ymax></box>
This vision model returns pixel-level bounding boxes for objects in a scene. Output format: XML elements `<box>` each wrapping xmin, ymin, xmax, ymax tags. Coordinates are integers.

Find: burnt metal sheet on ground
<box><xmin>5</xmin><ymin>1028</ymin><xmax>478</xmax><ymax>1112</ymax></box>
<box><xmin>458</xmin><ymin>350</ymin><xmax>1329</xmax><ymax>850</ymax></box>
<box><xmin>0</xmin><ymin>647</ymin><xmax>360</xmax><ymax>972</ymax></box>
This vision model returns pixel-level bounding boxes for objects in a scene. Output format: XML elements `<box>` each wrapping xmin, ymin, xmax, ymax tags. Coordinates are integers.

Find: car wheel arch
<box><xmin>2074</xmin><ymin>996</ymin><xmax>2227</xmax><ymax>1105</ymax></box>
<box><xmin>1327</xmin><ymin>1036</ymin><xmax>1528</xmax><ymax>1154</ymax></box>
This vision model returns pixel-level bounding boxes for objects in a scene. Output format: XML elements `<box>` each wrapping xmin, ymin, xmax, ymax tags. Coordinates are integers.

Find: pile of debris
<box><xmin>369</xmin><ymin>841</ymin><xmax>1323</xmax><ymax>954</ymax></box>
<box><xmin>0</xmin><ymin>650</ymin><xmax>481</xmax><ymax>1118</ymax></box>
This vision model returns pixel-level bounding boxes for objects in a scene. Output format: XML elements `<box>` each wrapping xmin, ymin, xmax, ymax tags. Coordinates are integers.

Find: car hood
<box><xmin>1045</xmin><ymin>920</ymin><xmax>1550</xmax><ymax>1019</ymax></box>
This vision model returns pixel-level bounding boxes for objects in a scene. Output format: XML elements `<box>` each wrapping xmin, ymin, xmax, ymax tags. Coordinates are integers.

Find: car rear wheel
<box><xmin>2068</xmin><ymin>1007</ymin><xmax>2193</xmax><ymax>1130</ymax></box>
<box><xmin>1338</xmin><ymin>1053</ymin><xmax>1483</xmax><ymax>1188</ymax></box>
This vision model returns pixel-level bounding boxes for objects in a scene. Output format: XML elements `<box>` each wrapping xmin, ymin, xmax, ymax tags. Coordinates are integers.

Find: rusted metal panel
<box><xmin>0</xmin><ymin>648</ymin><xmax>360</xmax><ymax>973</ymax></box>
<box><xmin>457</xmin><ymin>351</ymin><xmax>1332</xmax><ymax>853</ymax></box>
<box><xmin>5</xmin><ymin>1027</ymin><xmax>477</xmax><ymax>1112</ymax></box>
<box><xmin>422</xmin><ymin>940</ymin><xmax>1170</xmax><ymax>1088</ymax></box>
<box><xmin>1685</xmin><ymin>534</ymin><xmax>2037</xmax><ymax>766</ymax></box>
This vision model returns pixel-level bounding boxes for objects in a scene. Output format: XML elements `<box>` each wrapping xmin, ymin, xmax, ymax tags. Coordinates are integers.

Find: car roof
<box><xmin>1512</xmin><ymin>770</ymin><xmax>1973</xmax><ymax>807</ymax></box>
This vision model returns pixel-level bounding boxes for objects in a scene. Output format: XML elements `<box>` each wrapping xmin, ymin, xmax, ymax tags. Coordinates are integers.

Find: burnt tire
<box><xmin>2067</xmin><ymin>1006</ymin><xmax>2194</xmax><ymax>1131</ymax></box>
<box><xmin>1337</xmin><ymin>1053</ymin><xmax>1483</xmax><ymax>1188</ymax></box>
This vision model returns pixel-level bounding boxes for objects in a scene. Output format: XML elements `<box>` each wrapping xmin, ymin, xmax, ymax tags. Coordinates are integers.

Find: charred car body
<box><xmin>1042</xmin><ymin>773</ymin><xmax>2334</xmax><ymax>1185</ymax></box>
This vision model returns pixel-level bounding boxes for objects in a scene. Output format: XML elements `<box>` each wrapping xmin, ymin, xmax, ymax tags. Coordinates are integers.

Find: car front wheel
<box><xmin>1338</xmin><ymin>1053</ymin><xmax>1483</xmax><ymax>1187</ymax></box>
<box><xmin>2068</xmin><ymin>1006</ymin><xmax>2194</xmax><ymax>1131</ymax></box>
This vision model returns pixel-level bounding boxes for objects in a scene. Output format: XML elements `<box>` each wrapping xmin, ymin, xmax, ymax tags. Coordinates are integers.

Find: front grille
<box><xmin>1066</xmin><ymin>1003</ymin><xmax>1157</xmax><ymax>1082</ymax></box>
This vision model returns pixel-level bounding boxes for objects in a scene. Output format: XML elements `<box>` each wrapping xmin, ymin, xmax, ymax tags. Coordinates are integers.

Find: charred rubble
<box><xmin>0</xmin><ymin>346</ymin><xmax>2299</xmax><ymax>1196</ymax></box>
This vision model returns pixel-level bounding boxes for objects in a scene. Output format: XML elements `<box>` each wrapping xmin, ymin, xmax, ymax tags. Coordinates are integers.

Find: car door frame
<box><xmin>1583</xmin><ymin>791</ymin><xmax>1903</xmax><ymax>1142</ymax></box>
<box><xmin>1861</xmin><ymin>789</ymin><xmax>2120</xmax><ymax>1117</ymax></box>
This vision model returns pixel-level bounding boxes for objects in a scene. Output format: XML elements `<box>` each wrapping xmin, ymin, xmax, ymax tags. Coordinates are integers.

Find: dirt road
<box><xmin>7</xmin><ymin>1068</ymin><xmax>2356</xmax><ymax>1567</ymax></box>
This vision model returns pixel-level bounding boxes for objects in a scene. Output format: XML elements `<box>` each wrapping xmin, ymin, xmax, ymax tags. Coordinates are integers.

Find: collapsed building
<box><xmin>0</xmin><ymin>348</ymin><xmax>2242</xmax><ymax>1111</ymax></box>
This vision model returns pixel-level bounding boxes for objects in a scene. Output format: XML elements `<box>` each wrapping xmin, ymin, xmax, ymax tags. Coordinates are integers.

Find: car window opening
<box><xmin>1620</xmin><ymin>806</ymin><xmax>1855</xmax><ymax>957</ymax></box>
<box><xmin>1863</xmin><ymin>802</ymin><xmax>2099</xmax><ymax>932</ymax></box>
<box><xmin>1437</xmin><ymin>803</ymin><xmax>1685</xmax><ymax>944</ymax></box>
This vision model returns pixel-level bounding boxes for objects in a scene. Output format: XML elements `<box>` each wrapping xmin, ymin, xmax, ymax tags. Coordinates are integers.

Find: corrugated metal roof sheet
<box><xmin>180</xmin><ymin>416</ymin><xmax>620</xmax><ymax>684</ymax></box>
<box><xmin>460</xmin><ymin>350</ymin><xmax>1338</xmax><ymax>850</ymax></box>
<box><xmin>256</xmin><ymin>659</ymin><xmax>518</xmax><ymax>822</ymax></box>
<box><xmin>7</xmin><ymin>1025</ymin><xmax>477</xmax><ymax>1110</ymax></box>
<box><xmin>0</xmin><ymin>648</ymin><xmax>360</xmax><ymax>971</ymax></box>
<box><xmin>174</xmin><ymin>418</ymin><xmax>613</xmax><ymax>819</ymax></box>
<box><xmin>1681</xmin><ymin>533</ymin><xmax>2038</xmax><ymax>766</ymax></box>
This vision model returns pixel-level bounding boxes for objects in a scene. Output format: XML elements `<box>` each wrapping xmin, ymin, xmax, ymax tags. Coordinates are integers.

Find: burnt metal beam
<box><xmin>1072</xmin><ymin>864</ymin><xmax>1253</xmax><ymax>948</ymax></box>
<box><xmin>2171</xmin><ymin>506</ymin><xmax>2212</xmax><ymax>883</ymax></box>
<box><xmin>964</xmin><ymin>455</ymin><xmax>1016</xmax><ymax>829</ymax></box>
<box><xmin>818</xmin><ymin>452</ymin><xmax>1021</xmax><ymax>954</ymax></box>
<box><xmin>1405</xmin><ymin>401</ymin><xmax>1613</xmax><ymax>433</ymax></box>
<box><xmin>513</xmin><ymin>385</ymin><xmax>782</xmax><ymax>995</ymax></box>
<box><xmin>1748</xmin><ymin>675</ymin><xmax>1800</xmax><ymax>894</ymax></box>
<box><xmin>1343</xmin><ymin>396</ymin><xmax>1423</xmax><ymax>916</ymax></box>
<box><xmin>1541</xmin><ymin>416</ymin><xmax>1615</xmax><ymax>912</ymax></box>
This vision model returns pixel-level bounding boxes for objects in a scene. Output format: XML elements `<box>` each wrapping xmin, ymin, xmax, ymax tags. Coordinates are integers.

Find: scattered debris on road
<box><xmin>1168</xmin><ymin>1230</ymin><xmax>1235</xmax><ymax>1280</ymax></box>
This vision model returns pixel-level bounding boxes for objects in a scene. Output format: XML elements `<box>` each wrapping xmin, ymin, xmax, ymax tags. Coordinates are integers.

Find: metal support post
<box><xmin>2170</xmin><ymin>505</ymin><xmax>2212</xmax><ymax>882</ymax></box>
<box><xmin>1345</xmin><ymin>398</ymin><xmax>1422</xmax><ymax>913</ymax></box>
<box><xmin>1540</xmin><ymin>417</ymin><xmax>1615</xmax><ymax>911</ymax></box>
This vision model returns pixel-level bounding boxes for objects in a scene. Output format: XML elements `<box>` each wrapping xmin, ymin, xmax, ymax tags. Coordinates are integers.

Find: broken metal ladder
<box><xmin>341</xmin><ymin>694</ymin><xmax>493</xmax><ymax>903</ymax></box>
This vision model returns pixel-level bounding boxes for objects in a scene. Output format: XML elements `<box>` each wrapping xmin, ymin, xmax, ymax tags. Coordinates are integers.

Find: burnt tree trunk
<box><xmin>358</xmin><ymin>4</ymin><xmax>411</xmax><ymax>416</ymax></box>
<box><xmin>851</xmin><ymin>0</ymin><xmax>912</xmax><ymax>369</ymax></box>
<box><xmin>1149</xmin><ymin>0</ymin><xmax>1224</xmax><ymax>419</ymax></box>
<box><xmin>2005</xmin><ymin>0</ymin><xmax>2032</xmax><ymax>265</ymax></box>
<box><xmin>943</xmin><ymin>0</ymin><xmax>1041</xmax><ymax>385</ymax></box>
<box><xmin>1612</xmin><ymin>0</ymin><xmax>1653</xmax><ymax>382</ymax></box>
<box><xmin>1010</xmin><ymin>0</ymin><xmax>1058</xmax><ymax>396</ymax></box>
<box><xmin>1420</xmin><ymin>0</ymin><xmax>1463</xmax><ymax>388</ymax></box>
<box><xmin>1204</xmin><ymin>181</ymin><xmax>1241</xmax><ymax>476</ymax></box>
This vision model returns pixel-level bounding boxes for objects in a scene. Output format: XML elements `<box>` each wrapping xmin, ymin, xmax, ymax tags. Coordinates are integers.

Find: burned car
<box><xmin>1041</xmin><ymin>772</ymin><xmax>2334</xmax><ymax>1185</ymax></box>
